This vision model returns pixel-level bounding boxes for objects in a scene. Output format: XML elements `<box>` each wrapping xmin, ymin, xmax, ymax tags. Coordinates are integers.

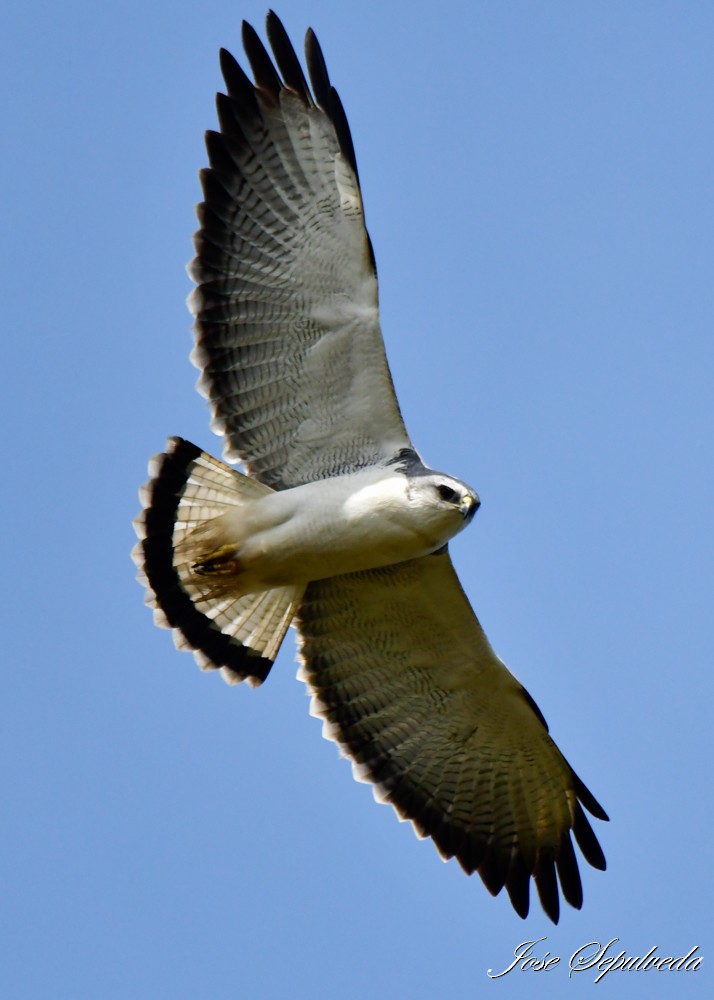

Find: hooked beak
<box><xmin>460</xmin><ymin>493</ymin><xmax>480</xmax><ymax>522</ymax></box>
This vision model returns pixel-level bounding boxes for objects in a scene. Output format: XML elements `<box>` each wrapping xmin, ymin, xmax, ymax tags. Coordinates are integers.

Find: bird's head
<box><xmin>408</xmin><ymin>471</ymin><xmax>480</xmax><ymax>545</ymax></box>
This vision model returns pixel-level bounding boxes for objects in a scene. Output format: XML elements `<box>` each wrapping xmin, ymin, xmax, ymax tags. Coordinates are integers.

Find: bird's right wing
<box><xmin>296</xmin><ymin>551</ymin><xmax>608</xmax><ymax>923</ymax></box>
<box><xmin>189</xmin><ymin>13</ymin><xmax>413</xmax><ymax>489</ymax></box>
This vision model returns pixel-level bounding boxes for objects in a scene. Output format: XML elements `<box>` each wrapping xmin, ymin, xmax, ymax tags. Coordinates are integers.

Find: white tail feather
<box><xmin>132</xmin><ymin>437</ymin><xmax>304</xmax><ymax>684</ymax></box>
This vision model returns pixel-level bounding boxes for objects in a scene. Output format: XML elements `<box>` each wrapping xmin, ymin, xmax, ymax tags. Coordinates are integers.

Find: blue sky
<box><xmin>2</xmin><ymin>1</ymin><xmax>712</xmax><ymax>997</ymax></box>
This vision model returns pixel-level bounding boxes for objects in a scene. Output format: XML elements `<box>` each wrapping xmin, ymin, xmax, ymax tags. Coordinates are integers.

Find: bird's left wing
<box><xmin>296</xmin><ymin>551</ymin><xmax>608</xmax><ymax>923</ymax></box>
<box><xmin>189</xmin><ymin>13</ymin><xmax>412</xmax><ymax>489</ymax></box>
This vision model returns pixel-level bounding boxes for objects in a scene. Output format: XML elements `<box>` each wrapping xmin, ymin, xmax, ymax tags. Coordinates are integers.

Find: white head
<box><xmin>407</xmin><ymin>471</ymin><xmax>480</xmax><ymax>547</ymax></box>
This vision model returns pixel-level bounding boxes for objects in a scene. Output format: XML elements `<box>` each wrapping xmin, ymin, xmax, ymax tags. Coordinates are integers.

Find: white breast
<box><xmin>226</xmin><ymin>468</ymin><xmax>450</xmax><ymax>589</ymax></box>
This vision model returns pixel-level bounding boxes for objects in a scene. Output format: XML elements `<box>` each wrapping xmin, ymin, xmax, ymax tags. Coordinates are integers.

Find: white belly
<box><xmin>220</xmin><ymin>467</ymin><xmax>456</xmax><ymax>590</ymax></box>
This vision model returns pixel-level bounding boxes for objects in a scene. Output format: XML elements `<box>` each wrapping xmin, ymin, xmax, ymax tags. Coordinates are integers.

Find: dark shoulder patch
<box><xmin>386</xmin><ymin>447</ymin><xmax>424</xmax><ymax>474</ymax></box>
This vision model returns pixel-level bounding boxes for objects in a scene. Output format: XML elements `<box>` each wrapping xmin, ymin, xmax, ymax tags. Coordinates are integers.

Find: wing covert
<box><xmin>189</xmin><ymin>12</ymin><xmax>412</xmax><ymax>488</ymax></box>
<box><xmin>295</xmin><ymin>552</ymin><xmax>608</xmax><ymax>922</ymax></box>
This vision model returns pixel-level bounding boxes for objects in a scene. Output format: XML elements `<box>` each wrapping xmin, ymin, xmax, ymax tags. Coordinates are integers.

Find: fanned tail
<box><xmin>132</xmin><ymin>437</ymin><xmax>303</xmax><ymax>685</ymax></box>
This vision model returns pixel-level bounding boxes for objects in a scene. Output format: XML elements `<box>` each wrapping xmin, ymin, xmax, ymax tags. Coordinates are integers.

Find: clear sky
<box><xmin>2</xmin><ymin>1</ymin><xmax>712</xmax><ymax>997</ymax></box>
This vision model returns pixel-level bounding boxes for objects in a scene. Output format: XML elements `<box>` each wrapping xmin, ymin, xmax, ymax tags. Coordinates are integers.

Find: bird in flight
<box><xmin>133</xmin><ymin>10</ymin><xmax>607</xmax><ymax>922</ymax></box>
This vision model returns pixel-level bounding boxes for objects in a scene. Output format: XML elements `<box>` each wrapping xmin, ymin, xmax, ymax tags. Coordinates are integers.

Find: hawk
<box><xmin>133</xmin><ymin>11</ymin><xmax>607</xmax><ymax>922</ymax></box>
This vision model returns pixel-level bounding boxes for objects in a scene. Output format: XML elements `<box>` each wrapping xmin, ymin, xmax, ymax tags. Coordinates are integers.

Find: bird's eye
<box><xmin>436</xmin><ymin>483</ymin><xmax>458</xmax><ymax>503</ymax></box>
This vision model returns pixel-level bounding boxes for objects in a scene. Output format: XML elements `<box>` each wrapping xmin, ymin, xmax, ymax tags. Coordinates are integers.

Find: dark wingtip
<box><xmin>478</xmin><ymin>844</ymin><xmax>510</xmax><ymax>898</ymax></box>
<box><xmin>266</xmin><ymin>10</ymin><xmax>312</xmax><ymax>103</ymax></box>
<box><xmin>219</xmin><ymin>47</ymin><xmax>258</xmax><ymax>112</ymax></box>
<box><xmin>305</xmin><ymin>27</ymin><xmax>331</xmax><ymax>110</ymax></box>
<box><xmin>327</xmin><ymin>85</ymin><xmax>361</xmax><ymax>186</ymax></box>
<box><xmin>573</xmin><ymin>802</ymin><xmax>607</xmax><ymax>871</ymax></box>
<box><xmin>242</xmin><ymin>18</ymin><xmax>282</xmax><ymax>99</ymax></box>
<box><xmin>573</xmin><ymin>771</ymin><xmax>609</xmax><ymax>822</ymax></box>
<box><xmin>555</xmin><ymin>832</ymin><xmax>584</xmax><ymax>910</ymax></box>
<box><xmin>505</xmin><ymin>853</ymin><xmax>531</xmax><ymax>919</ymax></box>
<box><xmin>534</xmin><ymin>855</ymin><xmax>560</xmax><ymax>925</ymax></box>
<box><xmin>213</xmin><ymin>17</ymin><xmax>363</xmax><ymax>199</ymax></box>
